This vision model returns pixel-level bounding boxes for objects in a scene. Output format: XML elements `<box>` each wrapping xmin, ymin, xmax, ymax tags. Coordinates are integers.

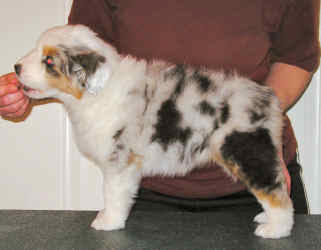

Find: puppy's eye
<box><xmin>43</xmin><ymin>56</ymin><xmax>55</xmax><ymax>67</ymax></box>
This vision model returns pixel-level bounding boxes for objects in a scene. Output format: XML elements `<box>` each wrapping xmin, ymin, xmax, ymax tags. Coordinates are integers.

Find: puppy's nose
<box><xmin>14</xmin><ymin>64</ymin><xmax>22</xmax><ymax>76</ymax></box>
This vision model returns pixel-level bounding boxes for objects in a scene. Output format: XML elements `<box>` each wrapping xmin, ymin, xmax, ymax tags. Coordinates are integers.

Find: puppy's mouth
<box><xmin>22</xmin><ymin>85</ymin><xmax>33</xmax><ymax>92</ymax></box>
<box><xmin>19</xmin><ymin>83</ymin><xmax>41</xmax><ymax>95</ymax></box>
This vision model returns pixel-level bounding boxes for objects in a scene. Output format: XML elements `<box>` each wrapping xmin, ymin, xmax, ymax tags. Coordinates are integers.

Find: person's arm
<box><xmin>264</xmin><ymin>62</ymin><xmax>312</xmax><ymax>194</ymax></box>
<box><xmin>263</xmin><ymin>0</ymin><xmax>319</xmax><ymax>193</ymax></box>
<box><xmin>263</xmin><ymin>62</ymin><xmax>312</xmax><ymax>194</ymax></box>
<box><xmin>265</xmin><ymin>62</ymin><xmax>312</xmax><ymax>112</ymax></box>
<box><xmin>266</xmin><ymin>0</ymin><xmax>320</xmax><ymax>113</ymax></box>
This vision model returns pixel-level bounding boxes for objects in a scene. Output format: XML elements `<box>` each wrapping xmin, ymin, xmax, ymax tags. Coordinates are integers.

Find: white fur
<box><xmin>255</xmin><ymin>199</ymin><xmax>294</xmax><ymax>239</ymax></box>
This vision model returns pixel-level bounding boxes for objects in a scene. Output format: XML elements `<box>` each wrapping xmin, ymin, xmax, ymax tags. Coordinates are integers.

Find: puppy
<box><xmin>15</xmin><ymin>25</ymin><xmax>293</xmax><ymax>239</ymax></box>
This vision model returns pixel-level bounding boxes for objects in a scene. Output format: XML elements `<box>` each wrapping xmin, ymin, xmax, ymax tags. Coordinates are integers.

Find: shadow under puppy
<box><xmin>15</xmin><ymin>24</ymin><xmax>293</xmax><ymax>239</ymax></box>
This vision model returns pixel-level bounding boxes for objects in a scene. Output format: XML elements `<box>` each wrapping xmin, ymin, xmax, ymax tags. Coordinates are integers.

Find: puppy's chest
<box><xmin>69</xmin><ymin>92</ymin><xmax>147</xmax><ymax>164</ymax></box>
<box><xmin>72</xmin><ymin>122</ymin><xmax>117</xmax><ymax>164</ymax></box>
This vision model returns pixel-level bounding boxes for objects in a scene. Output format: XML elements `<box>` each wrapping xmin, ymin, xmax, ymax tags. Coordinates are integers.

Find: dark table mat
<box><xmin>0</xmin><ymin>209</ymin><xmax>320</xmax><ymax>250</ymax></box>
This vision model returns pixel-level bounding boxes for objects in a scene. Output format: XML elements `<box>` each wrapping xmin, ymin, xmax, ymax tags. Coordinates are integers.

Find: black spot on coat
<box><xmin>250</xmin><ymin>110</ymin><xmax>266</xmax><ymax>124</ymax></box>
<box><xmin>221</xmin><ymin>103</ymin><xmax>230</xmax><ymax>124</ymax></box>
<box><xmin>152</xmin><ymin>100</ymin><xmax>192</xmax><ymax>150</ymax></box>
<box><xmin>221</xmin><ymin>128</ymin><xmax>280</xmax><ymax>190</ymax></box>
<box><xmin>193</xmin><ymin>71</ymin><xmax>211</xmax><ymax>92</ymax></box>
<box><xmin>113</xmin><ymin>128</ymin><xmax>125</xmax><ymax>140</ymax></box>
<box><xmin>199</xmin><ymin>101</ymin><xmax>216</xmax><ymax>116</ymax></box>
<box><xmin>171</xmin><ymin>65</ymin><xmax>187</xmax><ymax>98</ymax></box>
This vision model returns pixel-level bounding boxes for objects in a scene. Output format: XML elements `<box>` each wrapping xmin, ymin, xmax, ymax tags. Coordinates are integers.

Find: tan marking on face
<box><xmin>43</xmin><ymin>46</ymin><xmax>84</xmax><ymax>99</ymax></box>
<box><xmin>127</xmin><ymin>151</ymin><xmax>144</xmax><ymax>169</ymax></box>
<box><xmin>43</xmin><ymin>46</ymin><xmax>59</xmax><ymax>57</ymax></box>
<box><xmin>47</xmin><ymin>74</ymin><xmax>83</xmax><ymax>99</ymax></box>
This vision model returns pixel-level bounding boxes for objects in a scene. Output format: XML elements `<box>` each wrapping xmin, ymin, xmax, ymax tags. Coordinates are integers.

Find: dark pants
<box><xmin>135</xmin><ymin>159</ymin><xmax>308</xmax><ymax>214</ymax></box>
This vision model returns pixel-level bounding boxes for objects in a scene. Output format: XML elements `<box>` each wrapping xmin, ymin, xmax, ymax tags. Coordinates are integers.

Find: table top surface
<box><xmin>0</xmin><ymin>209</ymin><xmax>320</xmax><ymax>250</ymax></box>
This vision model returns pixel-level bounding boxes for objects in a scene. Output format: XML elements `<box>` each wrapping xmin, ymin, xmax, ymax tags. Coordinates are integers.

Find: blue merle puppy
<box><xmin>15</xmin><ymin>25</ymin><xmax>292</xmax><ymax>239</ymax></box>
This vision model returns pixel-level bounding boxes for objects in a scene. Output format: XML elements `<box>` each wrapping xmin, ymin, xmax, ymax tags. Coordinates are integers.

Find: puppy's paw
<box><xmin>91</xmin><ymin>211</ymin><xmax>125</xmax><ymax>231</ymax></box>
<box><xmin>254</xmin><ymin>212</ymin><xmax>269</xmax><ymax>224</ymax></box>
<box><xmin>254</xmin><ymin>223</ymin><xmax>291</xmax><ymax>239</ymax></box>
<box><xmin>91</xmin><ymin>217</ymin><xmax>125</xmax><ymax>231</ymax></box>
<box><xmin>255</xmin><ymin>206</ymin><xmax>294</xmax><ymax>239</ymax></box>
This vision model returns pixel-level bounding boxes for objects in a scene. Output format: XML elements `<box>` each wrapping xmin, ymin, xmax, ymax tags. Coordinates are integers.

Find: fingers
<box><xmin>0</xmin><ymin>96</ymin><xmax>29</xmax><ymax>117</ymax></box>
<box><xmin>0</xmin><ymin>84</ymin><xmax>20</xmax><ymax>97</ymax></box>
<box><xmin>0</xmin><ymin>95</ymin><xmax>29</xmax><ymax>117</ymax></box>
<box><xmin>0</xmin><ymin>72</ymin><xmax>30</xmax><ymax>118</ymax></box>
<box><xmin>0</xmin><ymin>72</ymin><xmax>20</xmax><ymax>97</ymax></box>
<box><xmin>0</xmin><ymin>72</ymin><xmax>19</xmax><ymax>86</ymax></box>
<box><xmin>0</xmin><ymin>89</ymin><xmax>25</xmax><ymax>106</ymax></box>
<box><xmin>3</xmin><ymin>97</ymin><xmax>30</xmax><ymax>118</ymax></box>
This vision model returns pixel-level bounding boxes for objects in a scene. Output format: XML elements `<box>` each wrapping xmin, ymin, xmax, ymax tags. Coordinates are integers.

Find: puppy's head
<box><xmin>15</xmin><ymin>25</ymin><xmax>118</xmax><ymax>100</ymax></box>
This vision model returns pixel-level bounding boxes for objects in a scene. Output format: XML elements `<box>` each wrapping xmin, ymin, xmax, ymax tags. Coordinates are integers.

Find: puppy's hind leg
<box><xmin>253</xmin><ymin>149</ymin><xmax>292</xmax><ymax>223</ymax></box>
<box><xmin>218</xmin><ymin>128</ymin><xmax>294</xmax><ymax>238</ymax></box>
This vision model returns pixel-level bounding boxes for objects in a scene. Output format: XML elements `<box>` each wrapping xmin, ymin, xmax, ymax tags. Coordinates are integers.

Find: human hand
<box><xmin>0</xmin><ymin>72</ymin><xmax>30</xmax><ymax>118</ymax></box>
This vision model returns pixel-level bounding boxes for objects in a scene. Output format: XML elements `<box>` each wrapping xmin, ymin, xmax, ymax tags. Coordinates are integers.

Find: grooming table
<box><xmin>0</xmin><ymin>206</ymin><xmax>320</xmax><ymax>250</ymax></box>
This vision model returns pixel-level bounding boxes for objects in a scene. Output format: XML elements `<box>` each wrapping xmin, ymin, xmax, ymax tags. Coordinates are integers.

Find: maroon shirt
<box><xmin>69</xmin><ymin>0</ymin><xmax>320</xmax><ymax>198</ymax></box>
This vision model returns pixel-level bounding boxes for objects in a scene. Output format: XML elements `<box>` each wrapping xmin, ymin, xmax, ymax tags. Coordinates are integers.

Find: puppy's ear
<box><xmin>71</xmin><ymin>52</ymin><xmax>106</xmax><ymax>77</ymax></box>
<box><xmin>58</xmin><ymin>46</ymin><xmax>106</xmax><ymax>90</ymax></box>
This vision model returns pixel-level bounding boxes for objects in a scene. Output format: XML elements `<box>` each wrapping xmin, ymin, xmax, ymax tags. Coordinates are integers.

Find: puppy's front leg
<box><xmin>91</xmin><ymin>163</ymin><xmax>142</xmax><ymax>231</ymax></box>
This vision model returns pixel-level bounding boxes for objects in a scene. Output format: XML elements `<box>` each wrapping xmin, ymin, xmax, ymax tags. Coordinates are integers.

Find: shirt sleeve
<box><xmin>68</xmin><ymin>0</ymin><xmax>116</xmax><ymax>45</ymax></box>
<box><xmin>271</xmin><ymin>0</ymin><xmax>320</xmax><ymax>72</ymax></box>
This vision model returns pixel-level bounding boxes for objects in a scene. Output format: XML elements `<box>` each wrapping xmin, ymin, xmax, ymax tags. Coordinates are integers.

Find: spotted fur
<box><xmin>15</xmin><ymin>25</ymin><xmax>293</xmax><ymax>239</ymax></box>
